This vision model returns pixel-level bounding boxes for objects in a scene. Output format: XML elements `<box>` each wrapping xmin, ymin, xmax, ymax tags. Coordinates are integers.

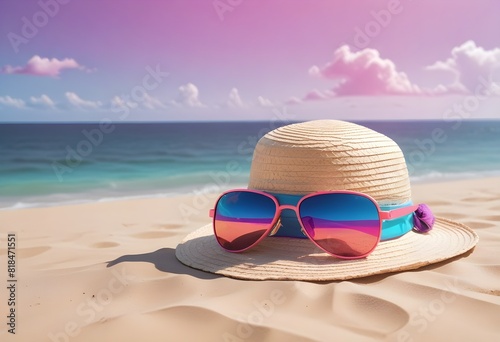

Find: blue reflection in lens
<box><xmin>214</xmin><ymin>191</ymin><xmax>277</xmax><ymax>251</ymax></box>
<box><xmin>217</xmin><ymin>191</ymin><xmax>276</xmax><ymax>223</ymax></box>
<box><xmin>298</xmin><ymin>193</ymin><xmax>380</xmax><ymax>257</ymax></box>
<box><xmin>299</xmin><ymin>193</ymin><xmax>379</xmax><ymax>221</ymax></box>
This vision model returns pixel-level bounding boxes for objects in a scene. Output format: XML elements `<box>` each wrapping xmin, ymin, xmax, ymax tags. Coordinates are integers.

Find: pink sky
<box><xmin>0</xmin><ymin>0</ymin><xmax>499</xmax><ymax>121</ymax></box>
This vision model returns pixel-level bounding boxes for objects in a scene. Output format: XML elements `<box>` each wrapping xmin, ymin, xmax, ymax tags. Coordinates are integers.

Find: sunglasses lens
<box><xmin>299</xmin><ymin>193</ymin><xmax>381</xmax><ymax>258</ymax></box>
<box><xmin>214</xmin><ymin>191</ymin><xmax>277</xmax><ymax>251</ymax></box>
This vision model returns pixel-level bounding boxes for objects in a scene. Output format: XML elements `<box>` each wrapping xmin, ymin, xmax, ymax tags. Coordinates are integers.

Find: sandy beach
<box><xmin>1</xmin><ymin>177</ymin><xmax>499</xmax><ymax>341</ymax></box>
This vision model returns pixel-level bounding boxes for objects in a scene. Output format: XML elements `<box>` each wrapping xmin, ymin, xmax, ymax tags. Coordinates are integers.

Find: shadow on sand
<box><xmin>107</xmin><ymin>247</ymin><xmax>220</xmax><ymax>280</ymax></box>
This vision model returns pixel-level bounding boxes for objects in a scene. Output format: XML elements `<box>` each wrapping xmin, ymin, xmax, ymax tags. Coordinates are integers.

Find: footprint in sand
<box><xmin>132</xmin><ymin>231</ymin><xmax>176</xmax><ymax>239</ymax></box>
<box><xmin>122</xmin><ymin>223</ymin><xmax>183</xmax><ymax>239</ymax></box>
<box><xmin>483</xmin><ymin>215</ymin><xmax>500</xmax><ymax>222</ymax></box>
<box><xmin>154</xmin><ymin>223</ymin><xmax>184</xmax><ymax>230</ymax></box>
<box><xmin>434</xmin><ymin>212</ymin><xmax>468</xmax><ymax>220</ymax></box>
<box><xmin>462</xmin><ymin>196</ymin><xmax>499</xmax><ymax>203</ymax></box>
<box><xmin>332</xmin><ymin>293</ymin><xmax>409</xmax><ymax>334</ymax></box>
<box><xmin>16</xmin><ymin>246</ymin><xmax>51</xmax><ymax>258</ymax></box>
<box><xmin>123</xmin><ymin>223</ymin><xmax>183</xmax><ymax>230</ymax></box>
<box><xmin>461</xmin><ymin>221</ymin><xmax>496</xmax><ymax>229</ymax></box>
<box><xmin>92</xmin><ymin>241</ymin><xmax>120</xmax><ymax>248</ymax></box>
<box><xmin>143</xmin><ymin>223</ymin><xmax>185</xmax><ymax>238</ymax></box>
<box><xmin>425</xmin><ymin>200</ymin><xmax>451</xmax><ymax>207</ymax></box>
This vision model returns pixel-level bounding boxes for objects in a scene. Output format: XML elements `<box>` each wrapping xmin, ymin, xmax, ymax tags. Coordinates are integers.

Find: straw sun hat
<box><xmin>176</xmin><ymin>120</ymin><xmax>478</xmax><ymax>281</ymax></box>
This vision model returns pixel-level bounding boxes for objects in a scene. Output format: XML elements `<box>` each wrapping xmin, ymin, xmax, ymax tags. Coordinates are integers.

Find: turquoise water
<box><xmin>0</xmin><ymin>120</ymin><xmax>499</xmax><ymax>209</ymax></box>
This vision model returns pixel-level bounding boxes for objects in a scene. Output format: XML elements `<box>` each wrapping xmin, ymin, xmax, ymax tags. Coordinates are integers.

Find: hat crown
<box><xmin>248</xmin><ymin>120</ymin><xmax>411</xmax><ymax>205</ymax></box>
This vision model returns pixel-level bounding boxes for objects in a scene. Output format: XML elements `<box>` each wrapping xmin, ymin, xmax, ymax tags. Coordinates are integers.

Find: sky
<box><xmin>0</xmin><ymin>0</ymin><xmax>500</xmax><ymax>122</ymax></box>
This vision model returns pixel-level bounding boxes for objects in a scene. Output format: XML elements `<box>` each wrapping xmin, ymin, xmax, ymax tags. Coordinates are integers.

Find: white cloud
<box><xmin>285</xmin><ymin>96</ymin><xmax>302</xmax><ymax>106</ymax></box>
<box><xmin>295</xmin><ymin>41</ymin><xmax>500</xmax><ymax>102</ymax></box>
<box><xmin>0</xmin><ymin>95</ymin><xmax>26</xmax><ymax>109</ymax></box>
<box><xmin>308</xmin><ymin>65</ymin><xmax>321</xmax><ymax>77</ymax></box>
<box><xmin>227</xmin><ymin>87</ymin><xmax>244</xmax><ymax>108</ymax></box>
<box><xmin>309</xmin><ymin>45</ymin><xmax>421</xmax><ymax>96</ymax></box>
<box><xmin>65</xmin><ymin>92</ymin><xmax>102</xmax><ymax>110</ymax></box>
<box><xmin>1</xmin><ymin>55</ymin><xmax>85</xmax><ymax>77</ymax></box>
<box><xmin>29</xmin><ymin>94</ymin><xmax>55</xmax><ymax>108</ymax></box>
<box><xmin>111</xmin><ymin>95</ymin><xmax>138</xmax><ymax>110</ymax></box>
<box><xmin>426</xmin><ymin>40</ymin><xmax>500</xmax><ymax>95</ymax></box>
<box><xmin>142</xmin><ymin>93</ymin><xmax>166</xmax><ymax>110</ymax></box>
<box><xmin>173</xmin><ymin>83</ymin><xmax>204</xmax><ymax>107</ymax></box>
<box><xmin>303</xmin><ymin>89</ymin><xmax>331</xmax><ymax>101</ymax></box>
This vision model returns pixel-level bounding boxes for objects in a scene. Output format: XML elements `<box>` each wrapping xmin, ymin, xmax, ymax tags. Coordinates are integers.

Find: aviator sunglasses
<box><xmin>209</xmin><ymin>189</ymin><xmax>419</xmax><ymax>259</ymax></box>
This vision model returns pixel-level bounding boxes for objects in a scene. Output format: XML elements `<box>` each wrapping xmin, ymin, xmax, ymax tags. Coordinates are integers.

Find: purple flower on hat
<box><xmin>413</xmin><ymin>203</ymin><xmax>435</xmax><ymax>233</ymax></box>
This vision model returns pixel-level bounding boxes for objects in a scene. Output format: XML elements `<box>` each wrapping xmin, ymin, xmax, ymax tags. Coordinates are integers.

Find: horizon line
<box><xmin>1</xmin><ymin>118</ymin><xmax>500</xmax><ymax>124</ymax></box>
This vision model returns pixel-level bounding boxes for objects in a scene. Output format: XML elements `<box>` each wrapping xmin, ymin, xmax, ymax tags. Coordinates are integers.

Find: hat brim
<box><xmin>175</xmin><ymin>218</ymin><xmax>478</xmax><ymax>281</ymax></box>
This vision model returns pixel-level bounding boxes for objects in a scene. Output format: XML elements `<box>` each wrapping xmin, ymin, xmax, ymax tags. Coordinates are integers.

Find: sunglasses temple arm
<box><xmin>380</xmin><ymin>204</ymin><xmax>419</xmax><ymax>220</ymax></box>
<box><xmin>209</xmin><ymin>209</ymin><xmax>214</xmax><ymax>218</ymax></box>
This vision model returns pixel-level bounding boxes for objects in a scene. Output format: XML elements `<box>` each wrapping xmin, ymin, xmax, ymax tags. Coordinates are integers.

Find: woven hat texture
<box><xmin>176</xmin><ymin>120</ymin><xmax>478</xmax><ymax>281</ymax></box>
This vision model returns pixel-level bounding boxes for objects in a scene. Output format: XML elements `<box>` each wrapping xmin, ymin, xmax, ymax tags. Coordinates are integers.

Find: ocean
<box><xmin>1</xmin><ymin>120</ymin><xmax>499</xmax><ymax>210</ymax></box>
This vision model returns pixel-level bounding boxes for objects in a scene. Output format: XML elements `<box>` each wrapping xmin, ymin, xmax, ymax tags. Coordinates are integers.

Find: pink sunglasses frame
<box><xmin>209</xmin><ymin>189</ymin><xmax>418</xmax><ymax>259</ymax></box>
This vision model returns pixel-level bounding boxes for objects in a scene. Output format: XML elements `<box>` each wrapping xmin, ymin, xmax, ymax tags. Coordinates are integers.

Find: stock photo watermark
<box><xmin>222</xmin><ymin>289</ymin><xmax>286</xmax><ymax>342</ymax></box>
<box><xmin>51</xmin><ymin>64</ymin><xmax>169</xmax><ymax>182</ymax></box>
<box><xmin>236</xmin><ymin>107</ymin><xmax>295</xmax><ymax>162</ymax></box>
<box><xmin>178</xmin><ymin>107</ymin><xmax>296</xmax><ymax>223</ymax></box>
<box><xmin>111</xmin><ymin>64</ymin><xmax>169</xmax><ymax>120</ymax></box>
<box><xmin>350</xmin><ymin>0</ymin><xmax>409</xmax><ymax>50</ymax></box>
<box><xmin>7</xmin><ymin>0</ymin><xmax>72</xmax><ymax>53</ymax></box>
<box><xmin>213</xmin><ymin>0</ymin><xmax>244</xmax><ymax>21</ymax></box>
<box><xmin>396</xmin><ymin>277</ymin><xmax>462</xmax><ymax>342</ymax></box>
<box><xmin>442</xmin><ymin>75</ymin><xmax>498</xmax><ymax>129</ymax></box>
<box><xmin>405</xmin><ymin>75</ymin><xmax>496</xmax><ymax>177</ymax></box>
<box><xmin>6</xmin><ymin>233</ymin><xmax>18</xmax><ymax>334</ymax></box>
<box><xmin>51</xmin><ymin>120</ymin><xmax>115</xmax><ymax>182</ymax></box>
<box><xmin>47</xmin><ymin>267</ymin><xmax>130</xmax><ymax>342</ymax></box>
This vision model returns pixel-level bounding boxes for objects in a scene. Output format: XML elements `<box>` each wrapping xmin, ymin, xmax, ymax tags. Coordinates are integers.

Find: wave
<box><xmin>0</xmin><ymin>181</ymin><xmax>248</xmax><ymax>211</ymax></box>
<box><xmin>0</xmin><ymin>192</ymin><xmax>176</xmax><ymax>211</ymax></box>
<box><xmin>2</xmin><ymin>167</ymin><xmax>500</xmax><ymax>211</ymax></box>
<box><xmin>410</xmin><ymin>169</ymin><xmax>500</xmax><ymax>183</ymax></box>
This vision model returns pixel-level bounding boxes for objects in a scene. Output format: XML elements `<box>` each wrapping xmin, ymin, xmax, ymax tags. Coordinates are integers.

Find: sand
<box><xmin>1</xmin><ymin>177</ymin><xmax>499</xmax><ymax>341</ymax></box>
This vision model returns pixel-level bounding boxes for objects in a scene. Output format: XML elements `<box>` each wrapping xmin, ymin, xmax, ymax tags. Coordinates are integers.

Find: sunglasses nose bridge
<box><xmin>277</xmin><ymin>204</ymin><xmax>298</xmax><ymax>212</ymax></box>
<box><xmin>272</xmin><ymin>204</ymin><xmax>307</xmax><ymax>236</ymax></box>
<box><xmin>275</xmin><ymin>204</ymin><xmax>300</xmax><ymax>221</ymax></box>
